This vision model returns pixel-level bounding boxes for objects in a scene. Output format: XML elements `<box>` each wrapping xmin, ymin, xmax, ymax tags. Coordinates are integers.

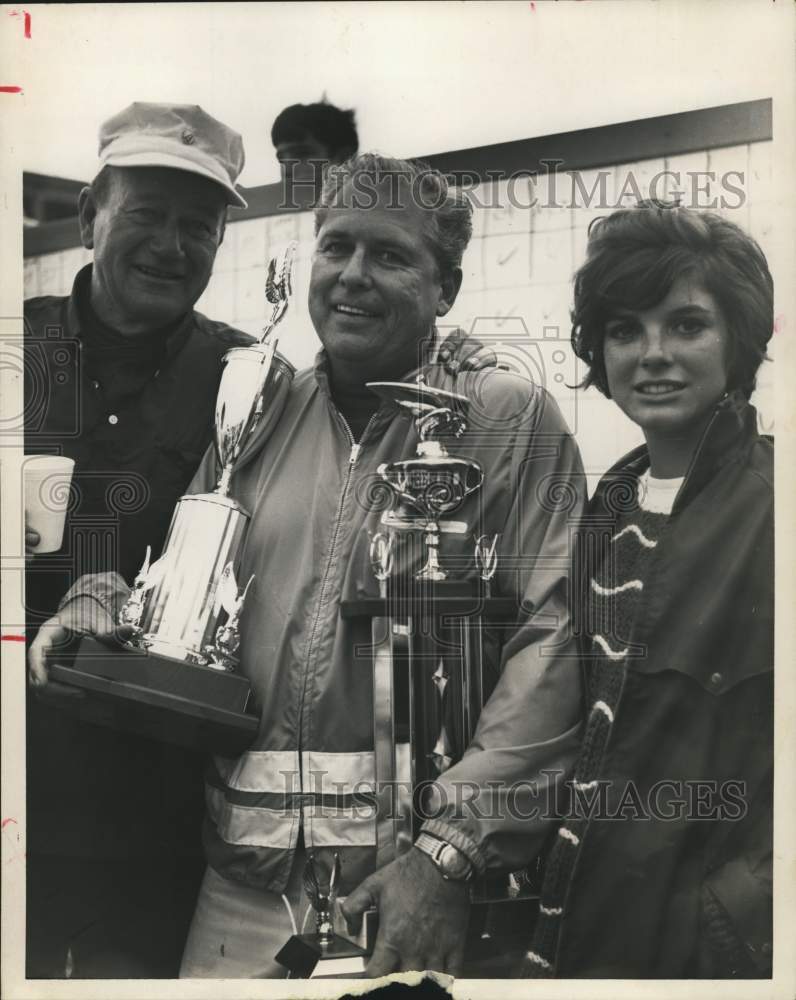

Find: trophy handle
<box><xmin>118</xmin><ymin>545</ymin><xmax>162</xmax><ymax>634</ymax></box>
<box><xmin>369</xmin><ymin>532</ymin><xmax>394</xmax><ymax>582</ymax></box>
<box><xmin>475</xmin><ymin>533</ymin><xmax>500</xmax><ymax>582</ymax></box>
<box><xmin>465</xmin><ymin>464</ymin><xmax>484</xmax><ymax>494</ymax></box>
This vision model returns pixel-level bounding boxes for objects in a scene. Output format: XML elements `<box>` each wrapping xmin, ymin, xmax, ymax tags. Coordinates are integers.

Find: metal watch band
<box><xmin>414</xmin><ymin>832</ymin><xmax>473</xmax><ymax>881</ymax></box>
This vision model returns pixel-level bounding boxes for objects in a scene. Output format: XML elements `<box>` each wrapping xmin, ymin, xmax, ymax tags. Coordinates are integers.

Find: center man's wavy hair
<box><xmin>571</xmin><ymin>201</ymin><xmax>774</xmax><ymax>399</ymax></box>
<box><xmin>314</xmin><ymin>153</ymin><xmax>473</xmax><ymax>278</ymax></box>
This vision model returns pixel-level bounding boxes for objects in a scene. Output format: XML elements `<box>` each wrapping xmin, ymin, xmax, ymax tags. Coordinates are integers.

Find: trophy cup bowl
<box><xmin>378</xmin><ymin>451</ymin><xmax>483</xmax><ymax>524</ymax></box>
<box><xmin>368</xmin><ymin>377</ymin><xmax>483</xmax><ymax>580</ymax></box>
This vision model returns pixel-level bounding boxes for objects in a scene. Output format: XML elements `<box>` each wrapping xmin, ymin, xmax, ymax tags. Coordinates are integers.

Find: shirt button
<box><xmin>91</xmin><ymin>380</ymin><xmax>100</xmax><ymax>389</ymax></box>
<box><xmin>108</xmin><ymin>414</ymin><xmax>119</xmax><ymax>425</ymax></box>
<box><xmin>709</xmin><ymin>672</ymin><xmax>723</xmax><ymax>688</ymax></box>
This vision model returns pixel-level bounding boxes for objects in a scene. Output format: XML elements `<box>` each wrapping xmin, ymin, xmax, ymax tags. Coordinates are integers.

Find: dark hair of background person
<box><xmin>571</xmin><ymin>200</ymin><xmax>774</xmax><ymax>400</ymax></box>
<box><xmin>314</xmin><ymin>152</ymin><xmax>473</xmax><ymax>278</ymax></box>
<box><xmin>271</xmin><ymin>101</ymin><xmax>359</xmax><ymax>164</ymax></box>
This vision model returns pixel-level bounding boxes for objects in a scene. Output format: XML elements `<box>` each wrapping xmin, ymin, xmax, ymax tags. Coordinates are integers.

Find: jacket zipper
<box><xmin>297</xmin><ymin>408</ymin><xmax>378</xmax><ymax>799</ymax></box>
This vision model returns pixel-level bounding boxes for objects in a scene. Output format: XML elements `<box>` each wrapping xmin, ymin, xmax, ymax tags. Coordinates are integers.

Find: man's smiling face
<box><xmin>309</xmin><ymin>186</ymin><xmax>460</xmax><ymax>384</ymax></box>
<box><xmin>79</xmin><ymin>166</ymin><xmax>226</xmax><ymax>336</ymax></box>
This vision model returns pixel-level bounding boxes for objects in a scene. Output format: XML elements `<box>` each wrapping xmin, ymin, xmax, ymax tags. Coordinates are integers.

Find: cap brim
<box><xmin>101</xmin><ymin>150</ymin><xmax>247</xmax><ymax>208</ymax></box>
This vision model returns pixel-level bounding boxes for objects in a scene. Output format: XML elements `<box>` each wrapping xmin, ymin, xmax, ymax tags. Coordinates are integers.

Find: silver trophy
<box><xmin>368</xmin><ymin>375</ymin><xmax>484</xmax><ymax>581</ymax></box>
<box><xmin>361</xmin><ymin>375</ymin><xmax>500</xmax><ymax>864</ymax></box>
<box><xmin>275</xmin><ymin>853</ymin><xmax>372</xmax><ymax>978</ymax></box>
<box><xmin>119</xmin><ymin>244</ymin><xmax>297</xmax><ymax>671</ymax></box>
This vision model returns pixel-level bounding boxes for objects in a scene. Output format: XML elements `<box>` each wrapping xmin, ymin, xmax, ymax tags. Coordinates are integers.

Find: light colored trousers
<box><xmin>179</xmin><ymin>855</ymin><xmax>309</xmax><ymax>979</ymax></box>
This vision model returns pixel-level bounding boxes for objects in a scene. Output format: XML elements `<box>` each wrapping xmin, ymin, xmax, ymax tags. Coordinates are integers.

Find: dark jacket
<box><xmin>550</xmin><ymin>393</ymin><xmax>773</xmax><ymax>978</ymax></box>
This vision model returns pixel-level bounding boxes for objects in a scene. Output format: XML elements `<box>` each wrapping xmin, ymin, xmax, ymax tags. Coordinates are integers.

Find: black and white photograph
<box><xmin>1</xmin><ymin>2</ymin><xmax>794</xmax><ymax>997</ymax></box>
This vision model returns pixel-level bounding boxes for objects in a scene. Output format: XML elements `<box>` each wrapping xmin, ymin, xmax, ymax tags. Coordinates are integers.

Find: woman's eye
<box><xmin>674</xmin><ymin>319</ymin><xmax>706</xmax><ymax>336</ymax></box>
<box><xmin>605</xmin><ymin>323</ymin><xmax>637</xmax><ymax>342</ymax></box>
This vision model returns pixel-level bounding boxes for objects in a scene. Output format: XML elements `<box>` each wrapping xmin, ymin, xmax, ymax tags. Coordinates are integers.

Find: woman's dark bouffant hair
<box><xmin>571</xmin><ymin>201</ymin><xmax>774</xmax><ymax>399</ymax></box>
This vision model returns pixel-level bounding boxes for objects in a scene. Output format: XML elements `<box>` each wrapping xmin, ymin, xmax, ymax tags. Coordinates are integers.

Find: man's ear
<box><xmin>77</xmin><ymin>187</ymin><xmax>97</xmax><ymax>250</ymax></box>
<box><xmin>437</xmin><ymin>267</ymin><xmax>463</xmax><ymax>317</ymax></box>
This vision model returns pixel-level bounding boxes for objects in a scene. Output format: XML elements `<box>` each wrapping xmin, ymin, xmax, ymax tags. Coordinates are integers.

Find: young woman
<box><xmin>526</xmin><ymin>202</ymin><xmax>774</xmax><ymax>978</ymax></box>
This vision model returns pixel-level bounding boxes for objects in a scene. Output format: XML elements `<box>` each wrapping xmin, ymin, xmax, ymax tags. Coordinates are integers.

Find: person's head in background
<box><xmin>271</xmin><ymin>100</ymin><xmax>359</xmax><ymax>205</ymax></box>
<box><xmin>570</xmin><ymin>200</ymin><xmax>773</xmax><ymax>476</ymax></box>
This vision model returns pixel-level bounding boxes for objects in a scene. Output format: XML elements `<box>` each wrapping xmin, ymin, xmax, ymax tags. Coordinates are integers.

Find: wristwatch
<box><xmin>414</xmin><ymin>832</ymin><xmax>474</xmax><ymax>882</ymax></box>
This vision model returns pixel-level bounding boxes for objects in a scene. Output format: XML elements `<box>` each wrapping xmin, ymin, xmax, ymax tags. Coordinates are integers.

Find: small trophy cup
<box><xmin>369</xmin><ymin>375</ymin><xmax>484</xmax><ymax>582</ymax></box>
<box><xmin>275</xmin><ymin>853</ymin><xmax>372</xmax><ymax>978</ymax></box>
<box><xmin>46</xmin><ymin>246</ymin><xmax>298</xmax><ymax>754</ymax></box>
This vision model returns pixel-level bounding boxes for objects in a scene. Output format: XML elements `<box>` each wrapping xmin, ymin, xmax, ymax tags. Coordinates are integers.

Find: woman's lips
<box><xmin>634</xmin><ymin>381</ymin><xmax>685</xmax><ymax>396</ymax></box>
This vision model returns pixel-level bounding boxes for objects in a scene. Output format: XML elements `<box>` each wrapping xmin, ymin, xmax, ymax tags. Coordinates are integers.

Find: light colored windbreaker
<box><xmin>60</xmin><ymin>345</ymin><xmax>585</xmax><ymax>894</ymax></box>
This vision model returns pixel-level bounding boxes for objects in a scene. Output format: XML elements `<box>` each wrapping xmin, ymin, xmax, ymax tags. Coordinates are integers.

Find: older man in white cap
<box><xmin>24</xmin><ymin>103</ymin><xmax>253</xmax><ymax>978</ymax></box>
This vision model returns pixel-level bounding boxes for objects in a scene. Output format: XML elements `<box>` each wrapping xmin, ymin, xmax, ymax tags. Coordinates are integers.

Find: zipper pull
<box><xmin>350</xmin><ymin>442</ymin><xmax>361</xmax><ymax>464</ymax></box>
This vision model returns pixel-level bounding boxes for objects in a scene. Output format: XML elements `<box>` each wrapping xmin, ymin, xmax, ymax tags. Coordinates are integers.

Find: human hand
<box><xmin>28</xmin><ymin>615</ymin><xmax>136</xmax><ymax>690</ymax></box>
<box><xmin>341</xmin><ymin>847</ymin><xmax>470</xmax><ymax>976</ymax></box>
<box><xmin>437</xmin><ymin>329</ymin><xmax>502</xmax><ymax>375</ymax></box>
<box><xmin>28</xmin><ymin>618</ymin><xmax>71</xmax><ymax>689</ymax></box>
<box><xmin>25</xmin><ymin>525</ymin><xmax>41</xmax><ymax>560</ymax></box>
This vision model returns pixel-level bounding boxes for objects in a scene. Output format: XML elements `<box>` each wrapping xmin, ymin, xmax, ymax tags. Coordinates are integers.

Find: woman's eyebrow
<box><xmin>667</xmin><ymin>304</ymin><xmax>715</xmax><ymax>318</ymax></box>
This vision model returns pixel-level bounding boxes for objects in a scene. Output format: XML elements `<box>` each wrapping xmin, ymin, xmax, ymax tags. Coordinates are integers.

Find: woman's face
<box><xmin>603</xmin><ymin>277</ymin><xmax>730</xmax><ymax>442</ymax></box>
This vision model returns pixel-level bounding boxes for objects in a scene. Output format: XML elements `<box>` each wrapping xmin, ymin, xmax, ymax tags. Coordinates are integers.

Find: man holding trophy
<box><xmin>24</xmin><ymin>102</ymin><xmax>256</xmax><ymax>977</ymax></box>
<box><xmin>31</xmin><ymin>154</ymin><xmax>586</xmax><ymax>978</ymax></box>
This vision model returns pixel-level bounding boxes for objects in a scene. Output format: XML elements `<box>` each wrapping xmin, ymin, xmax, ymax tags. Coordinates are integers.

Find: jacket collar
<box><xmin>594</xmin><ymin>391</ymin><xmax>760</xmax><ymax>514</ymax></box>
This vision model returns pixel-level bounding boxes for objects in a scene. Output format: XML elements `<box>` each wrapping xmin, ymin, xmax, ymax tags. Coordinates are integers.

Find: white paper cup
<box><xmin>24</xmin><ymin>455</ymin><xmax>75</xmax><ymax>553</ymax></box>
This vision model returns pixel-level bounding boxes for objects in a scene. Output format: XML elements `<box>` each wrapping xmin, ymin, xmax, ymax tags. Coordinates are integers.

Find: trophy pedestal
<box><xmin>46</xmin><ymin>636</ymin><xmax>258</xmax><ymax>755</ymax></box>
<box><xmin>276</xmin><ymin>905</ymin><xmax>377</xmax><ymax>979</ymax></box>
<box><xmin>275</xmin><ymin>934</ymin><xmax>369</xmax><ymax>979</ymax></box>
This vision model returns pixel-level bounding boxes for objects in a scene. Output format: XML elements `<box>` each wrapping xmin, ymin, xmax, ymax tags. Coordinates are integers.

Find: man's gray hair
<box><xmin>314</xmin><ymin>153</ymin><xmax>473</xmax><ymax>275</ymax></box>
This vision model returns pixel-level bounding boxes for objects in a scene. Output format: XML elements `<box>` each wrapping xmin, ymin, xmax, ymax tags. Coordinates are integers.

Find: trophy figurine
<box><xmin>46</xmin><ymin>245</ymin><xmax>298</xmax><ymax>754</ymax></box>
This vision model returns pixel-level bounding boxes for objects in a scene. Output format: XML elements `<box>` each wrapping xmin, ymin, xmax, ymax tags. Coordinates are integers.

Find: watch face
<box><xmin>439</xmin><ymin>844</ymin><xmax>470</xmax><ymax>879</ymax></box>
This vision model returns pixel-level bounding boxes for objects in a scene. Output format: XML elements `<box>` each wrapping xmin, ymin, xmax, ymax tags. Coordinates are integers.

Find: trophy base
<box><xmin>275</xmin><ymin>934</ymin><xmax>369</xmax><ymax>979</ymax></box>
<box><xmin>46</xmin><ymin>636</ymin><xmax>258</xmax><ymax>755</ymax></box>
